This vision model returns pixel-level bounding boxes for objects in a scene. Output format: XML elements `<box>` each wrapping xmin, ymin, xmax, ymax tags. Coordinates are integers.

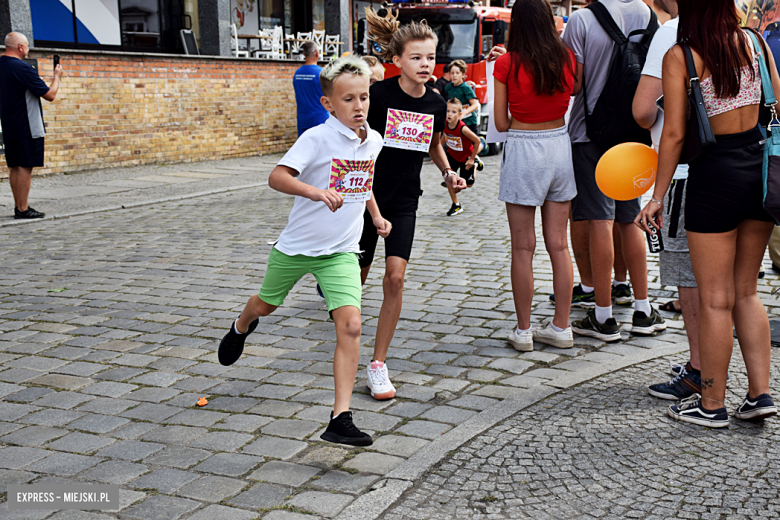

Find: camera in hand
<box><xmin>646</xmin><ymin>217</ymin><xmax>664</xmax><ymax>253</ymax></box>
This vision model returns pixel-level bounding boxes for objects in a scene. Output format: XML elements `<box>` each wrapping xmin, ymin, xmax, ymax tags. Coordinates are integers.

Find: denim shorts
<box><xmin>498</xmin><ymin>126</ymin><xmax>577</xmax><ymax>207</ymax></box>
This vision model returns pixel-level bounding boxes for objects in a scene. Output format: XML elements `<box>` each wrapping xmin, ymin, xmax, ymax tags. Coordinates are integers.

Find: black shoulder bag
<box><xmin>678</xmin><ymin>44</ymin><xmax>716</xmax><ymax>164</ymax></box>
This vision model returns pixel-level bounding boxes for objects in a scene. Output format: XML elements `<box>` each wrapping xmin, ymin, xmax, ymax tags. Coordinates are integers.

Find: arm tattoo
<box><xmin>702</xmin><ymin>378</ymin><xmax>714</xmax><ymax>390</ymax></box>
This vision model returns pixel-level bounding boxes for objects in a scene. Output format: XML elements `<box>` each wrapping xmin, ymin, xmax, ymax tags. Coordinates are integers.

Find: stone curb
<box><xmin>0</xmin><ymin>183</ymin><xmax>267</xmax><ymax>228</ymax></box>
<box><xmin>335</xmin><ymin>341</ymin><xmax>688</xmax><ymax>520</ymax></box>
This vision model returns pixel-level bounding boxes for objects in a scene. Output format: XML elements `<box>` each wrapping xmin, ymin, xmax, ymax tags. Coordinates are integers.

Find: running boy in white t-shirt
<box><xmin>217</xmin><ymin>55</ymin><xmax>391</xmax><ymax>447</ymax></box>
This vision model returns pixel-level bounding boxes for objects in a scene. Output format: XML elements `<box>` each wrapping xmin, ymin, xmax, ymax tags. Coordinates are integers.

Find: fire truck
<box><xmin>356</xmin><ymin>1</ymin><xmax>563</xmax><ymax>154</ymax></box>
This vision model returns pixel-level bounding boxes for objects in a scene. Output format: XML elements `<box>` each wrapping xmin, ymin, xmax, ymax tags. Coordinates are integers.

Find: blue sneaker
<box><xmin>668</xmin><ymin>394</ymin><xmax>729</xmax><ymax>428</ymax></box>
<box><xmin>549</xmin><ymin>283</ymin><xmax>596</xmax><ymax>308</ymax></box>
<box><xmin>734</xmin><ymin>393</ymin><xmax>777</xmax><ymax>421</ymax></box>
<box><xmin>648</xmin><ymin>364</ymin><xmax>701</xmax><ymax>400</ymax></box>
<box><xmin>670</xmin><ymin>362</ymin><xmax>685</xmax><ymax>377</ymax></box>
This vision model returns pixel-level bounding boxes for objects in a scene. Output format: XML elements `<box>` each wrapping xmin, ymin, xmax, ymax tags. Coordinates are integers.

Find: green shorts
<box><xmin>258</xmin><ymin>248</ymin><xmax>361</xmax><ymax>313</ymax></box>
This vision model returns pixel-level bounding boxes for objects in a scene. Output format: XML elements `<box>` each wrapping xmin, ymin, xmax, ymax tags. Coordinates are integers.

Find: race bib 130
<box><xmin>329</xmin><ymin>158</ymin><xmax>374</xmax><ymax>202</ymax></box>
<box><xmin>384</xmin><ymin>109</ymin><xmax>434</xmax><ymax>152</ymax></box>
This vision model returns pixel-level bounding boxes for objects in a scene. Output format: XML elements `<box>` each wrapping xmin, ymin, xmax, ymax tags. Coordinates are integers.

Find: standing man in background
<box><xmin>0</xmin><ymin>32</ymin><xmax>62</xmax><ymax>219</ymax></box>
<box><xmin>293</xmin><ymin>42</ymin><xmax>329</xmax><ymax>137</ymax></box>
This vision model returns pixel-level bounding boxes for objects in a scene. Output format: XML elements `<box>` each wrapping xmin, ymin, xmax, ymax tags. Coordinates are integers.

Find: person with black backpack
<box><xmin>563</xmin><ymin>0</ymin><xmax>666</xmax><ymax>342</ymax></box>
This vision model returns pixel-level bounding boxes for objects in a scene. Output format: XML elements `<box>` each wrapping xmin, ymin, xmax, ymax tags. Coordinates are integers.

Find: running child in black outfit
<box><xmin>360</xmin><ymin>7</ymin><xmax>467</xmax><ymax>400</ymax></box>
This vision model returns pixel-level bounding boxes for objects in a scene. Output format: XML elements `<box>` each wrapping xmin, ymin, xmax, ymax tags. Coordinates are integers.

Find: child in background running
<box><xmin>362</xmin><ymin>55</ymin><xmax>385</xmax><ymax>85</ymax></box>
<box><xmin>445</xmin><ymin>59</ymin><xmax>480</xmax><ymax>135</ymax></box>
<box><xmin>441</xmin><ymin>98</ymin><xmax>483</xmax><ymax>216</ymax></box>
<box><xmin>217</xmin><ymin>56</ymin><xmax>391</xmax><ymax>446</ymax></box>
<box><xmin>359</xmin><ymin>7</ymin><xmax>466</xmax><ymax>401</ymax></box>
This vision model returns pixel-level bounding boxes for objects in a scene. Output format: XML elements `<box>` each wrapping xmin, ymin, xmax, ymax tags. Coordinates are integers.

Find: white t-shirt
<box><xmin>275</xmin><ymin>115</ymin><xmax>383</xmax><ymax>257</ymax></box>
<box><xmin>641</xmin><ymin>17</ymin><xmax>689</xmax><ymax>181</ymax></box>
<box><xmin>563</xmin><ymin>0</ymin><xmax>655</xmax><ymax>143</ymax></box>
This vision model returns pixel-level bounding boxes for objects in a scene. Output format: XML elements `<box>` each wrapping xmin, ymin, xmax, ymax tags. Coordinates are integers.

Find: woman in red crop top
<box><xmin>492</xmin><ymin>0</ymin><xmax>581</xmax><ymax>351</ymax></box>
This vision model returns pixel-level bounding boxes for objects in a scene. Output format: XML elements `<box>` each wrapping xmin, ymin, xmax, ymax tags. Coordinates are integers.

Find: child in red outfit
<box><xmin>441</xmin><ymin>98</ymin><xmax>482</xmax><ymax>216</ymax></box>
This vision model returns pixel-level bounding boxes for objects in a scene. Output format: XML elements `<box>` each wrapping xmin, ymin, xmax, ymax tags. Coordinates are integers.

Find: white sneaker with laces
<box><xmin>533</xmin><ymin>320</ymin><xmax>574</xmax><ymax>349</ymax></box>
<box><xmin>508</xmin><ymin>328</ymin><xmax>533</xmax><ymax>352</ymax></box>
<box><xmin>366</xmin><ymin>361</ymin><xmax>396</xmax><ymax>400</ymax></box>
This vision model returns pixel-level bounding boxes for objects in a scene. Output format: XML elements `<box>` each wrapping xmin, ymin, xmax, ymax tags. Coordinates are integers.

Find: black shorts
<box><xmin>5</xmin><ymin>138</ymin><xmax>44</xmax><ymax>168</ymax></box>
<box><xmin>571</xmin><ymin>141</ymin><xmax>640</xmax><ymax>223</ymax></box>
<box><xmin>358</xmin><ymin>210</ymin><xmax>416</xmax><ymax>268</ymax></box>
<box><xmin>445</xmin><ymin>150</ymin><xmax>475</xmax><ymax>186</ymax></box>
<box><xmin>467</xmin><ymin>123</ymin><xmax>479</xmax><ymax>136</ymax></box>
<box><xmin>685</xmin><ymin>126</ymin><xmax>774</xmax><ymax>233</ymax></box>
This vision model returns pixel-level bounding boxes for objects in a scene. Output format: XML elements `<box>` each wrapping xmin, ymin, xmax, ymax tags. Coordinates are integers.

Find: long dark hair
<box><xmin>678</xmin><ymin>0</ymin><xmax>754</xmax><ymax>98</ymax></box>
<box><xmin>506</xmin><ymin>0</ymin><xmax>572</xmax><ymax>96</ymax></box>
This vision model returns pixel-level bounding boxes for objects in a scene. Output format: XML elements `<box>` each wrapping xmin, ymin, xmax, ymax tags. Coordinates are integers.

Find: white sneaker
<box><xmin>366</xmin><ymin>361</ymin><xmax>396</xmax><ymax>400</ymax></box>
<box><xmin>508</xmin><ymin>328</ymin><xmax>533</xmax><ymax>352</ymax></box>
<box><xmin>533</xmin><ymin>320</ymin><xmax>574</xmax><ymax>349</ymax></box>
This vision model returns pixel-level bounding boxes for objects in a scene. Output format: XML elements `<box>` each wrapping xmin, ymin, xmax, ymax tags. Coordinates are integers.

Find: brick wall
<box><xmin>1</xmin><ymin>51</ymin><xmax>301</xmax><ymax>176</ymax></box>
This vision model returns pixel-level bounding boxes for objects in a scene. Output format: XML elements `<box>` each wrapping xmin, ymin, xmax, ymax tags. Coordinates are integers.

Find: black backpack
<box><xmin>582</xmin><ymin>3</ymin><xmax>658</xmax><ymax>151</ymax></box>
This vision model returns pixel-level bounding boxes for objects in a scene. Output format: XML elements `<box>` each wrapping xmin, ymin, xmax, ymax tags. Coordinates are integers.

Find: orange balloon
<box><xmin>595</xmin><ymin>143</ymin><xmax>658</xmax><ymax>201</ymax></box>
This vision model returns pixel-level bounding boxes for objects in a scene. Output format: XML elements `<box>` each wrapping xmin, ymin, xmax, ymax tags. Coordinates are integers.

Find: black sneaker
<box><xmin>218</xmin><ymin>317</ymin><xmax>259</xmax><ymax>366</ymax></box>
<box><xmin>447</xmin><ymin>203</ymin><xmax>463</xmax><ymax>216</ymax></box>
<box><xmin>631</xmin><ymin>309</ymin><xmax>667</xmax><ymax>335</ymax></box>
<box><xmin>612</xmin><ymin>283</ymin><xmax>633</xmax><ymax>305</ymax></box>
<box><xmin>668</xmin><ymin>394</ymin><xmax>729</xmax><ymax>428</ymax></box>
<box><xmin>734</xmin><ymin>393</ymin><xmax>777</xmax><ymax>421</ymax></box>
<box><xmin>320</xmin><ymin>411</ymin><xmax>373</xmax><ymax>447</ymax></box>
<box><xmin>14</xmin><ymin>206</ymin><xmax>45</xmax><ymax>219</ymax></box>
<box><xmin>570</xmin><ymin>309</ymin><xmax>621</xmax><ymax>342</ymax></box>
<box><xmin>475</xmin><ymin>156</ymin><xmax>484</xmax><ymax>171</ymax></box>
<box><xmin>549</xmin><ymin>283</ymin><xmax>596</xmax><ymax>308</ymax></box>
<box><xmin>648</xmin><ymin>363</ymin><xmax>701</xmax><ymax>400</ymax></box>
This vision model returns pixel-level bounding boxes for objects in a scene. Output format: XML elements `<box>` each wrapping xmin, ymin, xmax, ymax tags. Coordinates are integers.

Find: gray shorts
<box><xmin>660</xmin><ymin>179</ymin><xmax>696</xmax><ymax>287</ymax></box>
<box><xmin>571</xmin><ymin>141</ymin><xmax>641</xmax><ymax>223</ymax></box>
<box><xmin>499</xmin><ymin>126</ymin><xmax>577</xmax><ymax>207</ymax></box>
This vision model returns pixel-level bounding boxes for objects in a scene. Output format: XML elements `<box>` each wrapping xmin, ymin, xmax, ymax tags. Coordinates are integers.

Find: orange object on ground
<box><xmin>596</xmin><ymin>143</ymin><xmax>658</xmax><ymax>201</ymax></box>
<box><xmin>197</xmin><ymin>397</ymin><xmax>208</xmax><ymax>407</ymax></box>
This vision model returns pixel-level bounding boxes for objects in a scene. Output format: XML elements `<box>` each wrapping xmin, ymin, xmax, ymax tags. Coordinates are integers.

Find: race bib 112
<box><xmin>384</xmin><ymin>109</ymin><xmax>435</xmax><ymax>152</ymax></box>
<box><xmin>329</xmin><ymin>158</ymin><xmax>374</xmax><ymax>202</ymax></box>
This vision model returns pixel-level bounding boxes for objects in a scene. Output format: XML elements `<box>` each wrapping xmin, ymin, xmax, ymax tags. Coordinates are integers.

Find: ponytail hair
<box><xmin>365</xmin><ymin>6</ymin><xmax>438</xmax><ymax>61</ymax></box>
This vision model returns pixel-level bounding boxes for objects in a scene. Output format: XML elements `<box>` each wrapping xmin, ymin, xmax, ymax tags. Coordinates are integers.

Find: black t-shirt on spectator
<box><xmin>368</xmin><ymin>76</ymin><xmax>447</xmax><ymax>212</ymax></box>
<box><xmin>434</xmin><ymin>77</ymin><xmax>450</xmax><ymax>99</ymax></box>
<box><xmin>0</xmin><ymin>56</ymin><xmax>49</xmax><ymax>140</ymax></box>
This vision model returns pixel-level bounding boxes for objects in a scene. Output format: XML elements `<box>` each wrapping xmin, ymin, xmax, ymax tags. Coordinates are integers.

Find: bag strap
<box><xmin>745</xmin><ymin>29</ymin><xmax>777</xmax><ymax>108</ymax></box>
<box><xmin>587</xmin><ymin>3</ymin><xmax>627</xmax><ymax>46</ymax></box>
<box><xmin>680</xmin><ymin>44</ymin><xmax>699</xmax><ymax>87</ymax></box>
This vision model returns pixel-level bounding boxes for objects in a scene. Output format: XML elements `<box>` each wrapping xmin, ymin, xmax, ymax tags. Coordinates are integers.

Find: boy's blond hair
<box><xmin>362</xmin><ymin>55</ymin><xmax>379</xmax><ymax>68</ymax></box>
<box><xmin>320</xmin><ymin>55</ymin><xmax>371</xmax><ymax>96</ymax></box>
<box><xmin>447</xmin><ymin>98</ymin><xmax>463</xmax><ymax>110</ymax></box>
<box><xmin>449</xmin><ymin>59</ymin><xmax>467</xmax><ymax>75</ymax></box>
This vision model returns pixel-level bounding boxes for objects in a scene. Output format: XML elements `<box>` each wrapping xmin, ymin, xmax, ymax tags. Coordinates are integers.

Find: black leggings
<box><xmin>358</xmin><ymin>210</ymin><xmax>416</xmax><ymax>268</ymax></box>
<box><xmin>686</xmin><ymin>126</ymin><xmax>774</xmax><ymax>233</ymax></box>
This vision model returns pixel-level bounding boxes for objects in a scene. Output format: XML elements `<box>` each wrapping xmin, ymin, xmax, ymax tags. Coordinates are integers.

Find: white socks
<box><xmin>551</xmin><ymin>323</ymin><xmax>565</xmax><ymax>332</ymax></box>
<box><xmin>635</xmin><ymin>298</ymin><xmax>652</xmax><ymax>316</ymax></box>
<box><xmin>516</xmin><ymin>326</ymin><xmax>531</xmax><ymax>334</ymax></box>
<box><xmin>612</xmin><ymin>280</ymin><xmax>628</xmax><ymax>288</ymax></box>
<box><xmin>581</xmin><ymin>284</ymin><xmax>594</xmax><ymax>293</ymax></box>
<box><xmin>595</xmin><ymin>305</ymin><xmax>612</xmax><ymax>324</ymax></box>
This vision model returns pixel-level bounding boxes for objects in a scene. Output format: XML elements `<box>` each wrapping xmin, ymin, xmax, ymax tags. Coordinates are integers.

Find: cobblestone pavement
<box><xmin>381</xmin><ymin>351</ymin><xmax>780</xmax><ymax>520</ymax></box>
<box><xmin>0</xmin><ymin>153</ymin><xmax>778</xmax><ymax>520</ymax></box>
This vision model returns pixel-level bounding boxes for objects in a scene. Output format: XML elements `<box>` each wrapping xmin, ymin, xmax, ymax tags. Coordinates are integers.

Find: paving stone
<box><xmin>178</xmin><ymin>475</ymin><xmax>247</xmax><ymax>502</ymax></box>
<box><xmin>205</xmin><ymin>396</ymin><xmax>259</xmax><ymax>412</ymax></box>
<box><xmin>123</xmin><ymin>495</ymin><xmax>200</xmax><ymax>520</ymax></box>
<box><xmin>370</xmin><ymin>434</ymin><xmax>430</xmax><ymax>457</ymax></box>
<box><xmin>142</xmin><ymin>445</ymin><xmax>212</xmax><ymax>469</ymax></box>
<box><xmin>120</xmin><ymin>403</ymin><xmax>182</xmax><ymax>422</ymax></box>
<box><xmin>125</xmin><ymin>387</ymin><xmax>180</xmax><ymax>403</ymax></box>
<box><xmin>0</xmin><ymin>468</ymin><xmax>38</xmax><ymax>486</ymax></box>
<box><xmin>187</xmin><ymin>431</ymin><xmax>253</xmax><ymax>451</ymax></box>
<box><xmin>19</xmin><ymin>408</ymin><xmax>85</xmax><ymax>427</ymax></box>
<box><xmin>82</xmin><ymin>381</ymin><xmax>137</xmax><ymax>397</ymax></box>
<box><xmin>95</xmin><ymin>440</ymin><xmax>165</xmax><ymax>461</ymax></box>
<box><xmin>129</xmin><ymin>371</ymin><xmax>185</xmax><ymax>387</ymax></box>
<box><xmin>0</xmin><ymin>425</ymin><xmax>67</xmax><ymax>446</ymax></box>
<box><xmin>193</xmin><ymin>453</ymin><xmax>263</xmax><ymax>477</ymax></box>
<box><xmin>242</xmin><ymin>436</ymin><xmax>307</xmax><ymax>460</ymax></box>
<box><xmin>383</xmin><ymin>402</ymin><xmax>434</xmax><ymax>418</ymax></box>
<box><xmin>109</xmin><ymin>421</ymin><xmax>159</xmax><ymax>440</ymax></box>
<box><xmin>0</xmin><ymin>446</ymin><xmax>51</xmax><ymax>469</ymax></box>
<box><xmin>214</xmin><ymin>414</ymin><xmax>273</xmax><ymax>432</ymax></box>
<box><xmin>312</xmin><ymin>470</ymin><xmax>379</xmax><ymax>494</ymax></box>
<box><xmin>66</xmin><ymin>413</ymin><xmax>130</xmax><ymax>433</ymax></box>
<box><xmin>248</xmin><ymin>460</ymin><xmax>320</xmax><ymax>486</ymax></box>
<box><xmin>78</xmin><ymin>459</ymin><xmax>148</xmax><ymax>484</ymax></box>
<box><xmin>298</xmin><ymin>446</ymin><xmax>348</xmax><ymax>468</ymax></box>
<box><xmin>286</xmin><ymin>491</ymin><xmax>353</xmax><ymax>517</ymax></box>
<box><xmin>94</xmin><ymin>367</ymin><xmax>147</xmax><ymax>381</ymax></box>
<box><xmin>47</xmin><ymin>432</ymin><xmax>116</xmax><ymax>454</ymax></box>
<box><xmin>140</xmin><ymin>425</ymin><xmax>208</xmax><ymax>445</ymax></box>
<box><xmin>249</xmin><ymin>400</ymin><xmax>305</xmax><ymax>417</ymax></box>
<box><xmin>263</xmin><ymin>512</ymin><xmax>322</xmax><ymax>520</ymax></box>
<box><xmin>129</xmin><ymin>468</ymin><xmax>200</xmax><ymax>494</ymax></box>
<box><xmin>260</xmin><ymin>418</ymin><xmax>320</xmax><ymax>440</ymax></box>
<box><xmin>53</xmin><ymin>362</ymin><xmax>107</xmax><ymax>377</ymax></box>
<box><xmin>25</xmin><ymin>452</ymin><xmax>101</xmax><ymax>476</ymax></box>
<box><xmin>447</xmin><ymin>394</ymin><xmax>499</xmax><ymax>411</ymax></box>
<box><xmin>419</xmin><ymin>405</ymin><xmax>477</xmax><ymax>425</ymax></box>
<box><xmin>487</xmin><ymin>357</ymin><xmax>535</xmax><ymax>374</ymax></box>
<box><xmin>228</xmin><ymin>482</ymin><xmax>289</xmax><ymax>510</ymax></box>
<box><xmin>30</xmin><ymin>391</ymin><xmax>94</xmax><ymax>409</ymax></box>
<box><xmin>208</xmin><ymin>381</ymin><xmax>259</xmax><ymax>396</ymax></box>
<box><xmin>342</xmin><ymin>452</ymin><xmax>404</xmax><ymax>474</ymax></box>
<box><xmin>396</xmin><ymin>420</ymin><xmax>452</xmax><ymax>440</ymax></box>
<box><xmin>0</xmin><ymin>368</ymin><xmax>42</xmax><ymax>383</ymax></box>
<box><xmin>165</xmin><ymin>409</ymin><xmax>228</xmax><ymax>427</ymax></box>
<box><xmin>185</xmin><ymin>504</ymin><xmax>259</xmax><ymax>520</ymax></box>
<box><xmin>3</xmin><ymin>387</ymin><xmax>55</xmax><ymax>403</ymax></box>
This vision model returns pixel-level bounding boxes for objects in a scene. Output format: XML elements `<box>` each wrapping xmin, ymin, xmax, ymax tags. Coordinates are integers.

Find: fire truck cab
<box><xmin>359</xmin><ymin>1</ymin><xmax>563</xmax><ymax>154</ymax></box>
